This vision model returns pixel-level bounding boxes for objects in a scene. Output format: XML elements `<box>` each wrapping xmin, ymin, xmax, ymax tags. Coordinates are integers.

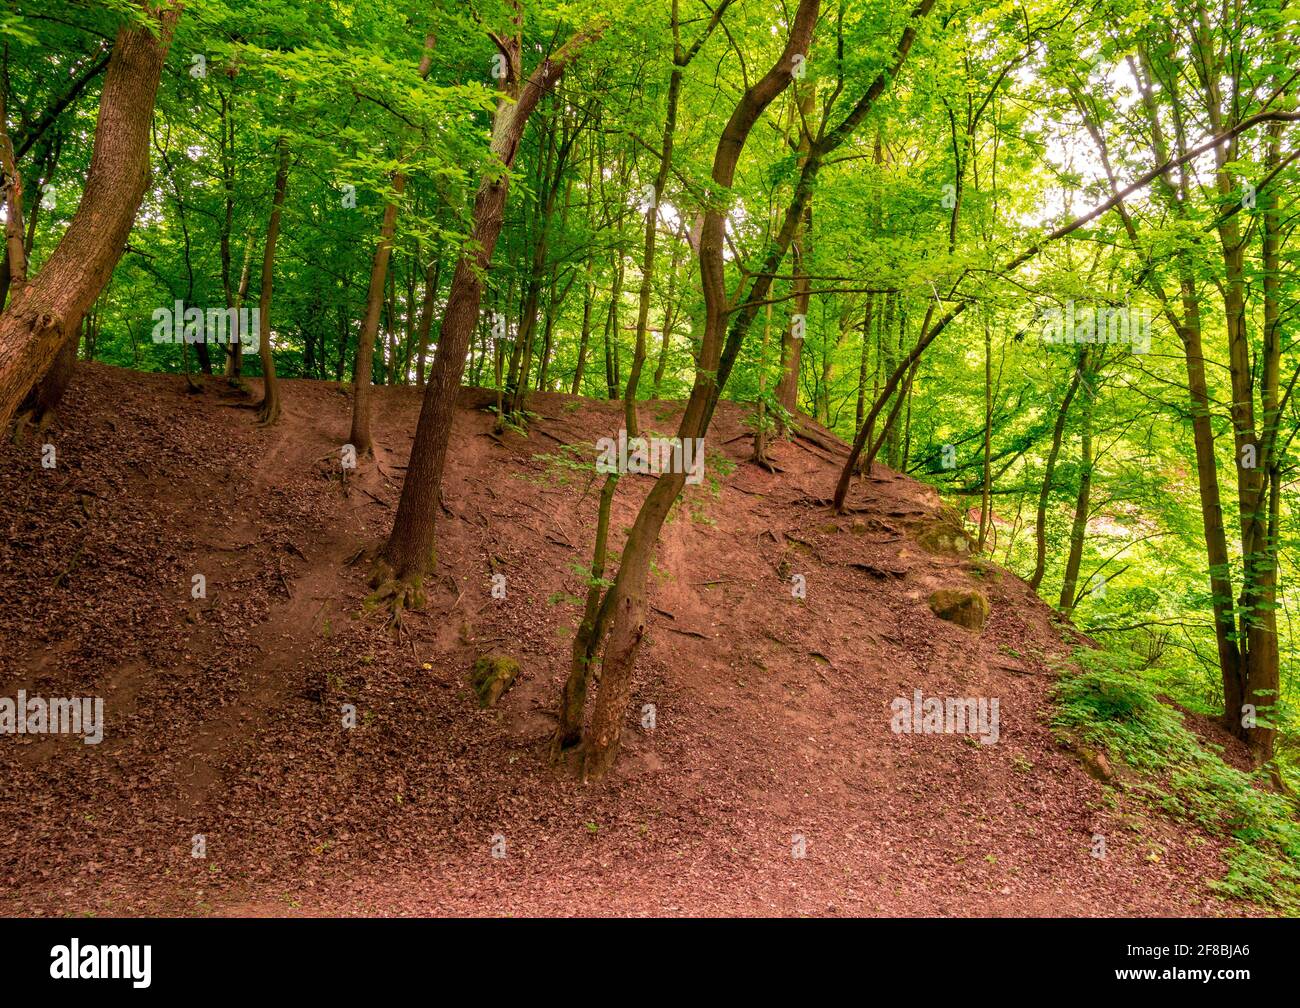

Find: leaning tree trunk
<box><xmin>580</xmin><ymin>0</ymin><xmax>822</xmax><ymax>780</ymax></box>
<box><xmin>0</xmin><ymin>2</ymin><xmax>180</xmax><ymax>429</ymax></box>
<box><xmin>552</xmin><ymin>0</ymin><xmax>734</xmax><ymax>759</ymax></box>
<box><xmin>370</xmin><ymin>21</ymin><xmax>608</xmax><ymax>609</ymax></box>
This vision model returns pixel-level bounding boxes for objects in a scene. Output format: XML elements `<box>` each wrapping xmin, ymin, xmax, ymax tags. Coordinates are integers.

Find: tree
<box><xmin>369</xmin><ymin>8</ymin><xmax>609</xmax><ymax>611</ymax></box>
<box><xmin>0</xmin><ymin>2</ymin><xmax>181</xmax><ymax>430</ymax></box>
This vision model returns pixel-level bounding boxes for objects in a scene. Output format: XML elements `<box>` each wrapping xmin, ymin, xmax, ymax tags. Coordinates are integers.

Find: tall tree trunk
<box><xmin>774</xmin><ymin>203</ymin><xmax>811</xmax><ymax>430</ymax></box>
<box><xmin>224</xmin><ymin>232</ymin><xmax>253</xmax><ymax>381</ymax></box>
<box><xmin>349</xmin><ymin>36</ymin><xmax>435</xmax><ymax>453</ymax></box>
<box><xmin>774</xmin><ymin>83</ymin><xmax>815</xmax><ymax>429</ymax></box>
<box><xmin>651</xmin><ymin>239</ymin><xmax>682</xmax><ymax>396</ymax></box>
<box><xmin>1027</xmin><ymin>354</ymin><xmax>1083</xmax><ymax>591</ymax></box>
<box><xmin>371</xmin><ymin>20</ymin><xmax>608</xmax><ymax>604</ymax></box>
<box><xmin>0</xmin><ymin>2</ymin><xmax>180</xmax><ymax>429</ymax></box>
<box><xmin>854</xmin><ymin>295</ymin><xmax>873</xmax><ymax>429</ymax></box>
<box><xmin>1059</xmin><ymin>350</ymin><xmax>1096</xmax><ymax>610</ymax></box>
<box><xmin>579</xmin><ymin>0</ymin><xmax>821</xmax><ymax>780</ymax></box>
<box><xmin>415</xmin><ymin>258</ymin><xmax>438</xmax><ymax>388</ymax></box>
<box><xmin>1246</xmin><ymin>110</ymin><xmax>1284</xmax><ymax>767</ymax></box>
<box><xmin>572</xmin><ymin>269</ymin><xmax>595</xmax><ymax>396</ymax></box>
<box><xmin>625</xmin><ymin>28</ymin><xmax>690</xmax><ymax>436</ymax></box>
<box><xmin>253</xmin><ymin>133</ymin><xmax>290</xmax><ymax>424</ymax></box>
<box><xmin>976</xmin><ymin>311</ymin><xmax>993</xmax><ymax>551</ymax></box>
<box><xmin>602</xmin><ymin>250</ymin><xmax>623</xmax><ymax>400</ymax></box>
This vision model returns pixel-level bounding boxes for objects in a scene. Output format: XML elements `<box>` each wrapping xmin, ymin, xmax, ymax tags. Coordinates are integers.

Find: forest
<box><xmin>1</xmin><ymin>0</ymin><xmax>1299</xmax><ymax>920</ymax></box>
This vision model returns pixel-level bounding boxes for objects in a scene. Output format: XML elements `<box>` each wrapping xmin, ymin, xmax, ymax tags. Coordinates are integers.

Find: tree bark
<box><xmin>372</xmin><ymin>19</ymin><xmax>608</xmax><ymax>603</ymax></box>
<box><xmin>0</xmin><ymin>3</ymin><xmax>180</xmax><ymax>429</ymax></box>
<box><xmin>1059</xmin><ymin>351</ymin><xmax>1096</xmax><ymax>610</ymax></box>
<box><xmin>580</xmin><ymin>0</ymin><xmax>822</xmax><ymax>780</ymax></box>
<box><xmin>1027</xmin><ymin>355</ymin><xmax>1083</xmax><ymax>591</ymax></box>
<box><xmin>253</xmin><ymin>133</ymin><xmax>290</xmax><ymax>424</ymax></box>
<box><xmin>349</xmin><ymin>36</ymin><xmax>436</xmax><ymax>452</ymax></box>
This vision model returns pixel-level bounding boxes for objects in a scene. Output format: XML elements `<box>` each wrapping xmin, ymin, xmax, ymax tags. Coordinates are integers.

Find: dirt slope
<box><xmin>0</xmin><ymin>364</ymin><xmax>1250</xmax><ymax>916</ymax></box>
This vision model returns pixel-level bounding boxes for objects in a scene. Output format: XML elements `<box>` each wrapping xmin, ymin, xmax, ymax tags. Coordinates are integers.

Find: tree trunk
<box><xmin>372</xmin><ymin>21</ymin><xmax>608</xmax><ymax>603</ymax></box>
<box><xmin>224</xmin><ymin>232</ymin><xmax>253</xmax><ymax>381</ymax></box>
<box><xmin>349</xmin><ymin>36</ymin><xmax>435</xmax><ymax>451</ymax></box>
<box><xmin>415</xmin><ymin>258</ymin><xmax>438</xmax><ymax>388</ymax></box>
<box><xmin>580</xmin><ymin>0</ymin><xmax>821</xmax><ymax>779</ymax></box>
<box><xmin>1027</xmin><ymin>355</ymin><xmax>1083</xmax><ymax>591</ymax></box>
<box><xmin>854</xmin><ymin>295</ymin><xmax>873</xmax><ymax>428</ymax></box>
<box><xmin>1059</xmin><ymin>351</ymin><xmax>1095</xmax><ymax>610</ymax></box>
<box><xmin>602</xmin><ymin>250</ymin><xmax>623</xmax><ymax>400</ymax></box>
<box><xmin>253</xmin><ymin>133</ymin><xmax>290</xmax><ymax>424</ymax></box>
<box><xmin>976</xmin><ymin>311</ymin><xmax>993</xmax><ymax>550</ymax></box>
<box><xmin>0</xmin><ymin>2</ymin><xmax>180</xmax><ymax>429</ymax></box>
<box><xmin>572</xmin><ymin>269</ymin><xmax>595</xmax><ymax>396</ymax></box>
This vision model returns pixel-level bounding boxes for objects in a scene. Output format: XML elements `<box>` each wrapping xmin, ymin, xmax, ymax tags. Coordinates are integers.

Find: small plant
<box><xmin>1053</xmin><ymin>648</ymin><xmax>1300</xmax><ymax>911</ymax></box>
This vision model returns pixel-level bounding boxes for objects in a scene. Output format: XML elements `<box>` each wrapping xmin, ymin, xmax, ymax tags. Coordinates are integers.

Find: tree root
<box><xmin>10</xmin><ymin>403</ymin><xmax>58</xmax><ymax>444</ymax></box>
<box><xmin>254</xmin><ymin>397</ymin><xmax>280</xmax><ymax>425</ymax></box>
<box><xmin>547</xmin><ymin>728</ymin><xmax>583</xmax><ymax>767</ymax></box>
<box><xmin>363</xmin><ymin>558</ymin><xmax>427</xmax><ymax>630</ymax></box>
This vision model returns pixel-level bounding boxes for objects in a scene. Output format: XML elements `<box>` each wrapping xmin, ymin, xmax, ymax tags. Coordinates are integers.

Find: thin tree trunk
<box><xmin>1027</xmin><ymin>355</ymin><xmax>1083</xmax><ymax>591</ymax></box>
<box><xmin>253</xmin><ymin>132</ymin><xmax>290</xmax><ymax>424</ymax></box>
<box><xmin>415</xmin><ymin>258</ymin><xmax>438</xmax><ymax>388</ymax></box>
<box><xmin>225</xmin><ymin>231</ymin><xmax>253</xmax><ymax>380</ymax></box>
<box><xmin>572</xmin><ymin>269</ymin><xmax>594</xmax><ymax>395</ymax></box>
<box><xmin>372</xmin><ymin>20</ymin><xmax>607</xmax><ymax>603</ymax></box>
<box><xmin>1059</xmin><ymin>353</ymin><xmax>1094</xmax><ymax>611</ymax></box>
<box><xmin>976</xmin><ymin>311</ymin><xmax>993</xmax><ymax>550</ymax></box>
<box><xmin>349</xmin><ymin>36</ymin><xmax>435</xmax><ymax>453</ymax></box>
<box><xmin>602</xmin><ymin>250</ymin><xmax>623</xmax><ymax>400</ymax></box>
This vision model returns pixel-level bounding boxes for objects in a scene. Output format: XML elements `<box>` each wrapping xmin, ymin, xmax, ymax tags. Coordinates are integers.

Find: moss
<box><xmin>471</xmin><ymin>653</ymin><xmax>520</xmax><ymax>708</ymax></box>
<box><xmin>927</xmin><ymin>588</ymin><xmax>990</xmax><ymax>631</ymax></box>
<box><xmin>913</xmin><ymin>505</ymin><xmax>975</xmax><ymax>556</ymax></box>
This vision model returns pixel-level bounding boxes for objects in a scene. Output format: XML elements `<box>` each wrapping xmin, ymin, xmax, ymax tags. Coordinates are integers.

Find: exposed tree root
<box><xmin>364</xmin><ymin>557</ymin><xmax>427</xmax><ymax>630</ymax></box>
<box><xmin>254</xmin><ymin>397</ymin><xmax>280</xmax><ymax>425</ymax></box>
<box><xmin>9</xmin><ymin>404</ymin><xmax>57</xmax><ymax>444</ymax></box>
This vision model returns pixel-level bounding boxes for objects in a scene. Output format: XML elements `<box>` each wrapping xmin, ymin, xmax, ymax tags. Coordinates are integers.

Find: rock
<box><xmin>927</xmin><ymin>588</ymin><xmax>989</xmax><ymax>631</ymax></box>
<box><xmin>470</xmin><ymin>653</ymin><xmax>520</xmax><ymax>708</ymax></box>
<box><xmin>1064</xmin><ymin>738</ymin><xmax>1114</xmax><ymax>782</ymax></box>
<box><xmin>961</xmin><ymin>557</ymin><xmax>1002</xmax><ymax>582</ymax></box>
<box><xmin>912</xmin><ymin>505</ymin><xmax>975</xmax><ymax>555</ymax></box>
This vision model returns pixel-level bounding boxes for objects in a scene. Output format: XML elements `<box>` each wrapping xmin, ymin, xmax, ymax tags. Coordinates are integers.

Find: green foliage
<box><xmin>1053</xmin><ymin>649</ymin><xmax>1300</xmax><ymax>911</ymax></box>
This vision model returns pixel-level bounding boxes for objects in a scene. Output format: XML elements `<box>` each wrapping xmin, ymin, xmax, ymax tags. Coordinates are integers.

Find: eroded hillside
<box><xmin>0</xmin><ymin>366</ymin><xmax>1252</xmax><ymax>916</ymax></box>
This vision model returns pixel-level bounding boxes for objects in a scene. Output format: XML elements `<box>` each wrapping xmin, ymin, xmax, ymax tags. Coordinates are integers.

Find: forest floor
<box><xmin>0</xmin><ymin>364</ymin><xmax>1263</xmax><ymax>916</ymax></box>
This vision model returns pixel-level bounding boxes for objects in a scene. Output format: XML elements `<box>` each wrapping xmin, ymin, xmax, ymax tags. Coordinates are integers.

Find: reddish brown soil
<box><xmin>0</xmin><ymin>364</ymin><xmax>1257</xmax><ymax>916</ymax></box>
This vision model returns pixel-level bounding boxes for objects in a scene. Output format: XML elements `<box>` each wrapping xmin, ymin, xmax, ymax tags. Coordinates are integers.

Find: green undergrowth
<box><xmin>1051</xmin><ymin>648</ymin><xmax>1300</xmax><ymax>913</ymax></box>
